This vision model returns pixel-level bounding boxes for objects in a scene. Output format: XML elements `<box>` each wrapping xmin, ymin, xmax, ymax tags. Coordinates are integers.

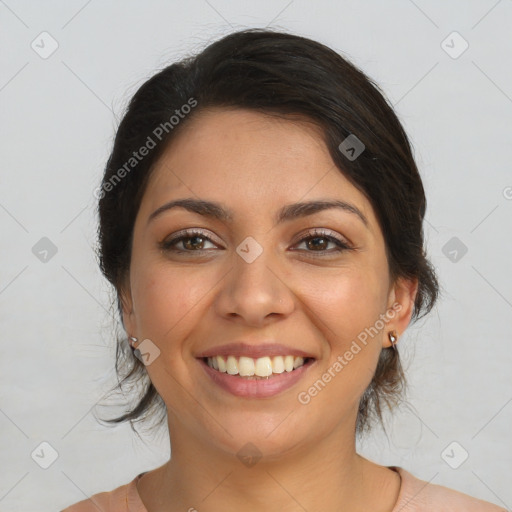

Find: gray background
<box><xmin>1</xmin><ymin>1</ymin><xmax>511</xmax><ymax>510</ymax></box>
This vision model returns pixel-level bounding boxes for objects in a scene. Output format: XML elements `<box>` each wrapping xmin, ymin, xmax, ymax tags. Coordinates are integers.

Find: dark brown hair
<box><xmin>94</xmin><ymin>28</ymin><xmax>439</xmax><ymax>437</ymax></box>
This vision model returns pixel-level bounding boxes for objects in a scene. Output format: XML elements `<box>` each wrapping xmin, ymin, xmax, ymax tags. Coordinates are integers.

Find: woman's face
<box><xmin>122</xmin><ymin>108</ymin><xmax>416</xmax><ymax>460</ymax></box>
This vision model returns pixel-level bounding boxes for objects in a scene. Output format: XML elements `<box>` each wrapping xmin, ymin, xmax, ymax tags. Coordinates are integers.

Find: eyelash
<box><xmin>159</xmin><ymin>228</ymin><xmax>353</xmax><ymax>256</ymax></box>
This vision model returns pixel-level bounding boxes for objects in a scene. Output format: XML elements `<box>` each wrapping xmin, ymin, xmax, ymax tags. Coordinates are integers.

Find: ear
<box><xmin>119</xmin><ymin>276</ymin><xmax>137</xmax><ymax>337</ymax></box>
<box><xmin>382</xmin><ymin>276</ymin><xmax>419</xmax><ymax>348</ymax></box>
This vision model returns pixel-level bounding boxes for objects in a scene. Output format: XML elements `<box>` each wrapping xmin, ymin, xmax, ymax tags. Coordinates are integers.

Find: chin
<box><xmin>205</xmin><ymin>416</ymin><xmax>306</xmax><ymax>461</ymax></box>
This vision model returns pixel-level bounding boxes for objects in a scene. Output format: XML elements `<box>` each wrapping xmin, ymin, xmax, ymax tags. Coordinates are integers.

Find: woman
<box><xmin>62</xmin><ymin>29</ymin><xmax>505</xmax><ymax>511</ymax></box>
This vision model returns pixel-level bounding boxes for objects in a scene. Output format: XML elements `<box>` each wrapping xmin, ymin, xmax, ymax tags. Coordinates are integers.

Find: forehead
<box><xmin>140</xmin><ymin>108</ymin><xmax>377</xmax><ymax>230</ymax></box>
<box><xmin>150</xmin><ymin>108</ymin><xmax>329</xmax><ymax>182</ymax></box>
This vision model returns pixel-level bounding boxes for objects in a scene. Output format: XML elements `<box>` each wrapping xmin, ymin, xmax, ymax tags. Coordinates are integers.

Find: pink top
<box><xmin>61</xmin><ymin>466</ymin><xmax>506</xmax><ymax>511</ymax></box>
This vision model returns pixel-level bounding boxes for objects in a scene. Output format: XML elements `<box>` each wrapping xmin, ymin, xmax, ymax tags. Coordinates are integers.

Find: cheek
<box><xmin>307</xmin><ymin>268</ymin><xmax>387</xmax><ymax>338</ymax></box>
<box><xmin>134</xmin><ymin>267</ymin><xmax>189</xmax><ymax>339</ymax></box>
<box><xmin>303</xmin><ymin>267</ymin><xmax>388</xmax><ymax>395</ymax></box>
<box><xmin>129</xmin><ymin>263</ymin><xmax>215</xmax><ymax>401</ymax></box>
<box><xmin>131</xmin><ymin>262</ymin><xmax>213</xmax><ymax>342</ymax></box>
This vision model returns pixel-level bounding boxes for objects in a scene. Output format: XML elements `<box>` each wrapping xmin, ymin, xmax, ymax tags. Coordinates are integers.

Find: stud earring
<box><xmin>129</xmin><ymin>336</ymin><xmax>138</xmax><ymax>349</ymax></box>
<box><xmin>388</xmin><ymin>330</ymin><xmax>398</xmax><ymax>350</ymax></box>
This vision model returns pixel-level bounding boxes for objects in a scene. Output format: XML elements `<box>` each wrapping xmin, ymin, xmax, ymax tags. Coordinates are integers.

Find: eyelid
<box><xmin>160</xmin><ymin>228</ymin><xmax>224</xmax><ymax>249</ymax></box>
<box><xmin>160</xmin><ymin>227</ymin><xmax>353</xmax><ymax>254</ymax></box>
<box><xmin>290</xmin><ymin>227</ymin><xmax>352</xmax><ymax>248</ymax></box>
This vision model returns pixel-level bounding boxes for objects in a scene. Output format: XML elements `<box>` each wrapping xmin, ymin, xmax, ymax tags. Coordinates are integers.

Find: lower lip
<box><xmin>197</xmin><ymin>358</ymin><xmax>315</xmax><ymax>398</ymax></box>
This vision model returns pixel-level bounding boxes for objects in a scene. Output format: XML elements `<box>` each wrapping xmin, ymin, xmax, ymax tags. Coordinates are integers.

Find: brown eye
<box><xmin>160</xmin><ymin>229</ymin><xmax>218</xmax><ymax>253</ymax></box>
<box><xmin>292</xmin><ymin>229</ymin><xmax>352</xmax><ymax>255</ymax></box>
<box><xmin>305</xmin><ymin>236</ymin><xmax>330</xmax><ymax>251</ymax></box>
<box><xmin>181</xmin><ymin>235</ymin><xmax>207</xmax><ymax>250</ymax></box>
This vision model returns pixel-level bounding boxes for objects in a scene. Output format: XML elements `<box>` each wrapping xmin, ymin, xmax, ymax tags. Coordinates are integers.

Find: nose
<box><xmin>213</xmin><ymin>243</ymin><xmax>295</xmax><ymax>327</ymax></box>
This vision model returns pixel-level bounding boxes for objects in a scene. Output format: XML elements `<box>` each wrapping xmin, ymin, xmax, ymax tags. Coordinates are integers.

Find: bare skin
<box><xmin>121</xmin><ymin>108</ymin><xmax>418</xmax><ymax>512</ymax></box>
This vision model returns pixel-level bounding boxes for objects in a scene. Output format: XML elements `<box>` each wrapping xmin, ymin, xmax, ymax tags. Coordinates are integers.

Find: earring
<box><xmin>388</xmin><ymin>330</ymin><xmax>398</xmax><ymax>351</ymax></box>
<box><xmin>129</xmin><ymin>336</ymin><xmax>138</xmax><ymax>349</ymax></box>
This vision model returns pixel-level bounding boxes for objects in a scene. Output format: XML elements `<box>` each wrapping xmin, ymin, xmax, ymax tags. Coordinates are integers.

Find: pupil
<box><xmin>308</xmin><ymin>237</ymin><xmax>327</xmax><ymax>250</ymax></box>
<box><xmin>186</xmin><ymin>236</ymin><xmax>203</xmax><ymax>250</ymax></box>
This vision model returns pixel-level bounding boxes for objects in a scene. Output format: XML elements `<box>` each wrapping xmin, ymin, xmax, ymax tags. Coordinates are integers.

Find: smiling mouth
<box><xmin>201</xmin><ymin>355</ymin><xmax>314</xmax><ymax>379</ymax></box>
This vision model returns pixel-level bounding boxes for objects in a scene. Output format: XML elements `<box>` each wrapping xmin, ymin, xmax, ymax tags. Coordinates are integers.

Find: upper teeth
<box><xmin>206</xmin><ymin>355</ymin><xmax>306</xmax><ymax>376</ymax></box>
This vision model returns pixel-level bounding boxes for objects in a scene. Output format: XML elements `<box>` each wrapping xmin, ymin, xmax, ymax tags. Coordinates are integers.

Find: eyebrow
<box><xmin>147</xmin><ymin>198</ymin><xmax>369</xmax><ymax>228</ymax></box>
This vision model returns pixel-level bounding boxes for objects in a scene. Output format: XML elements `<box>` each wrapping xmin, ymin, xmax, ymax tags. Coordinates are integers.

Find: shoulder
<box><xmin>60</xmin><ymin>474</ymin><xmax>146</xmax><ymax>512</ymax></box>
<box><xmin>392</xmin><ymin>466</ymin><xmax>506</xmax><ymax>511</ymax></box>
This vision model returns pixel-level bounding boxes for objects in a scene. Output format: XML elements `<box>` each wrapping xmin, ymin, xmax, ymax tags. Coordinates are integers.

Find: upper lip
<box><xmin>196</xmin><ymin>342</ymin><xmax>316</xmax><ymax>360</ymax></box>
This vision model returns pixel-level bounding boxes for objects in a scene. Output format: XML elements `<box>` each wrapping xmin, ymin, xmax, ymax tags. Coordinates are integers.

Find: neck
<box><xmin>137</xmin><ymin>418</ymin><xmax>400</xmax><ymax>512</ymax></box>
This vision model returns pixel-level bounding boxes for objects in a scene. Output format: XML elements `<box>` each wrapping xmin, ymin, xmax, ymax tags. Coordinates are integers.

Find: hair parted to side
<box><xmin>93</xmin><ymin>28</ymin><xmax>439</xmax><ymax>437</ymax></box>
